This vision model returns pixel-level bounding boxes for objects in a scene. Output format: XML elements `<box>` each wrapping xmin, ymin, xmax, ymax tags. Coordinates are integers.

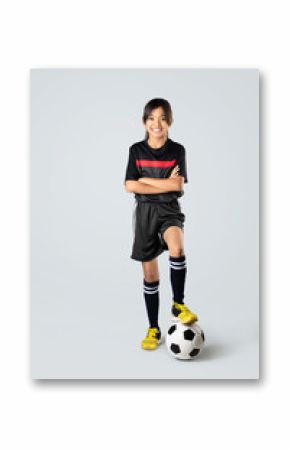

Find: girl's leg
<box><xmin>142</xmin><ymin>257</ymin><xmax>160</xmax><ymax>329</ymax></box>
<box><xmin>163</xmin><ymin>226</ymin><xmax>198</xmax><ymax>323</ymax></box>
<box><xmin>142</xmin><ymin>257</ymin><xmax>160</xmax><ymax>283</ymax></box>
<box><xmin>162</xmin><ymin>226</ymin><xmax>185</xmax><ymax>303</ymax></box>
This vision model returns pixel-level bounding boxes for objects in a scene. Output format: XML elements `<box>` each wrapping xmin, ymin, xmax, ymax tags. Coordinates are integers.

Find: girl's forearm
<box><xmin>139</xmin><ymin>177</ymin><xmax>183</xmax><ymax>192</ymax></box>
<box><xmin>125</xmin><ymin>180</ymin><xmax>168</xmax><ymax>194</ymax></box>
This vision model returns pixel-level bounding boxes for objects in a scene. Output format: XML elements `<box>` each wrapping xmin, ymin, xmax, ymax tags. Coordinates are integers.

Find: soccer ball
<box><xmin>166</xmin><ymin>321</ymin><xmax>205</xmax><ymax>360</ymax></box>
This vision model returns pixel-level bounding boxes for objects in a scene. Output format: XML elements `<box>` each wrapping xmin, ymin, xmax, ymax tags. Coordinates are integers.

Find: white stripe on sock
<box><xmin>144</xmin><ymin>285</ymin><xmax>159</xmax><ymax>291</ymax></box>
<box><xmin>143</xmin><ymin>289</ymin><xmax>159</xmax><ymax>295</ymax></box>
<box><xmin>169</xmin><ymin>264</ymin><xmax>187</xmax><ymax>270</ymax></box>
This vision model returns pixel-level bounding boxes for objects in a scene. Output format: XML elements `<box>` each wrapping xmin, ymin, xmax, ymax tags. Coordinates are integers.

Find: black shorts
<box><xmin>131</xmin><ymin>199</ymin><xmax>185</xmax><ymax>262</ymax></box>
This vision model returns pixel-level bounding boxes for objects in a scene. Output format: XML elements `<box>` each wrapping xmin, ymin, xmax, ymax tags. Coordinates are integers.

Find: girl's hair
<box><xmin>142</xmin><ymin>98</ymin><xmax>173</xmax><ymax>140</ymax></box>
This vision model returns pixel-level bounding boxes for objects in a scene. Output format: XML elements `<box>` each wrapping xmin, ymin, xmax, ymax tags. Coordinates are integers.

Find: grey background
<box><xmin>31</xmin><ymin>69</ymin><xmax>259</xmax><ymax>379</ymax></box>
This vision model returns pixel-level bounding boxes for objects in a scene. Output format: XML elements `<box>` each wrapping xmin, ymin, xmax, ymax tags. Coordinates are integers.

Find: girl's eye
<box><xmin>148</xmin><ymin>117</ymin><xmax>166</xmax><ymax>121</ymax></box>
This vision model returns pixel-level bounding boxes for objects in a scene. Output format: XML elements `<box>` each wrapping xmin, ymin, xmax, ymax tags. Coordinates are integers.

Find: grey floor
<box><xmin>31</xmin><ymin>253</ymin><xmax>259</xmax><ymax>380</ymax></box>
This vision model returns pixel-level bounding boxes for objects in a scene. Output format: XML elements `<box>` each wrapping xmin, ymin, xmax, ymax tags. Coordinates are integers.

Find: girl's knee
<box><xmin>144</xmin><ymin>272</ymin><xmax>159</xmax><ymax>283</ymax></box>
<box><xmin>168</xmin><ymin>247</ymin><xmax>184</xmax><ymax>257</ymax></box>
<box><xmin>142</xmin><ymin>258</ymin><xmax>159</xmax><ymax>283</ymax></box>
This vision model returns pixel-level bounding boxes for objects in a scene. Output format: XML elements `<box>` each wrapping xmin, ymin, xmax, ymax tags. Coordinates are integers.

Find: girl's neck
<box><xmin>147</xmin><ymin>135</ymin><xmax>168</xmax><ymax>149</ymax></box>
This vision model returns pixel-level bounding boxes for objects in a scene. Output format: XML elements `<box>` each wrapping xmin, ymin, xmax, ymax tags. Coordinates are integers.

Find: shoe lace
<box><xmin>147</xmin><ymin>328</ymin><xmax>159</xmax><ymax>339</ymax></box>
<box><xmin>175</xmin><ymin>303</ymin><xmax>190</xmax><ymax>313</ymax></box>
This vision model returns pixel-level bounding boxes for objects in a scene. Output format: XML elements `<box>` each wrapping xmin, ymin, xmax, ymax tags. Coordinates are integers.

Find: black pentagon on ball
<box><xmin>168</xmin><ymin>325</ymin><xmax>177</xmax><ymax>335</ymax></box>
<box><xmin>201</xmin><ymin>331</ymin><xmax>205</xmax><ymax>341</ymax></box>
<box><xmin>170</xmin><ymin>343</ymin><xmax>181</xmax><ymax>354</ymax></box>
<box><xmin>189</xmin><ymin>348</ymin><xmax>200</xmax><ymax>357</ymax></box>
<box><xmin>184</xmin><ymin>329</ymin><xmax>195</xmax><ymax>341</ymax></box>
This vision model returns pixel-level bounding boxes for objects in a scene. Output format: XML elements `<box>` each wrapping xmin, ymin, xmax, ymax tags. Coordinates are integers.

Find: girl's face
<box><xmin>144</xmin><ymin>107</ymin><xmax>170</xmax><ymax>140</ymax></box>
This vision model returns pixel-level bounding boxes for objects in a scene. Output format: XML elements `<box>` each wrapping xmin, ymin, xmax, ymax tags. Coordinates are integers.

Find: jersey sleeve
<box><xmin>177</xmin><ymin>146</ymin><xmax>188</xmax><ymax>183</ymax></box>
<box><xmin>124</xmin><ymin>146</ymin><xmax>140</xmax><ymax>181</ymax></box>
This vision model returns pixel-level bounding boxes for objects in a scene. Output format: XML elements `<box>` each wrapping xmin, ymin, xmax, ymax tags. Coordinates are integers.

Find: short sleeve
<box><xmin>124</xmin><ymin>146</ymin><xmax>140</xmax><ymax>182</ymax></box>
<box><xmin>177</xmin><ymin>146</ymin><xmax>188</xmax><ymax>183</ymax></box>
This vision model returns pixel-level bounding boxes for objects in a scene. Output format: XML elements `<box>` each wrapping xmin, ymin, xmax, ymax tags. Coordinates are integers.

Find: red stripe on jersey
<box><xmin>136</xmin><ymin>159</ymin><xmax>176</xmax><ymax>168</ymax></box>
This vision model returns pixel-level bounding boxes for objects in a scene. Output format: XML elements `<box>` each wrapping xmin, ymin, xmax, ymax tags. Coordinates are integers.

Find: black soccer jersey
<box><xmin>124</xmin><ymin>138</ymin><xmax>188</xmax><ymax>203</ymax></box>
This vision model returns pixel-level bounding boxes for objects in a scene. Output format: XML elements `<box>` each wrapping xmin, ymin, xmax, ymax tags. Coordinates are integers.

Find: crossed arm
<box><xmin>124</xmin><ymin>174</ymin><xmax>184</xmax><ymax>194</ymax></box>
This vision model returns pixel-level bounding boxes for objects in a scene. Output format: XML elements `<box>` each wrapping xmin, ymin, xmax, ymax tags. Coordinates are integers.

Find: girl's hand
<box><xmin>170</xmin><ymin>165</ymin><xmax>180</xmax><ymax>178</ymax></box>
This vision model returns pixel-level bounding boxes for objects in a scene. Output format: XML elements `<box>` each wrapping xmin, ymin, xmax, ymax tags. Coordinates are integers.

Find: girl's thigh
<box><xmin>162</xmin><ymin>226</ymin><xmax>184</xmax><ymax>257</ymax></box>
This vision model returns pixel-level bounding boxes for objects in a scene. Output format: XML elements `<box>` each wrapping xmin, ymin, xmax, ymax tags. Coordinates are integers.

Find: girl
<box><xmin>124</xmin><ymin>98</ymin><xmax>198</xmax><ymax>350</ymax></box>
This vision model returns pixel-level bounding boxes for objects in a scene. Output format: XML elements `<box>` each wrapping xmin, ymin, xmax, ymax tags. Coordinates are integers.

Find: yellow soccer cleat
<box><xmin>171</xmin><ymin>302</ymin><xmax>198</xmax><ymax>324</ymax></box>
<box><xmin>141</xmin><ymin>327</ymin><xmax>161</xmax><ymax>350</ymax></box>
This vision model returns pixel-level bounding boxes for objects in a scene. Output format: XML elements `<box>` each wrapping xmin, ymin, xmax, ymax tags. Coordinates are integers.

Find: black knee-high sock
<box><xmin>143</xmin><ymin>279</ymin><xmax>160</xmax><ymax>328</ymax></box>
<box><xmin>169</xmin><ymin>255</ymin><xmax>187</xmax><ymax>304</ymax></box>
